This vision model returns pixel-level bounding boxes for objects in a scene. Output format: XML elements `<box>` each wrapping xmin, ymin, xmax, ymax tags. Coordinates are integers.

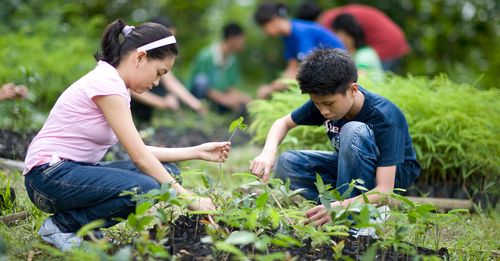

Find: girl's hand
<box><xmin>196</xmin><ymin>142</ymin><xmax>231</xmax><ymax>162</ymax></box>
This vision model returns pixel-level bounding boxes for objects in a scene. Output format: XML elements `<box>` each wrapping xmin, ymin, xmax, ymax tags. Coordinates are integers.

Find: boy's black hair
<box><xmin>94</xmin><ymin>19</ymin><xmax>178</xmax><ymax>67</ymax></box>
<box><xmin>254</xmin><ymin>3</ymin><xmax>288</xmax><ymax>26</ymax></box>
<box><xmin>296</xmin><ymin>2</ymin><xmax>322</xmax><ymax>21</ymax></box>
<box><xmin>332</xmin><ymin>13</ymin><xmax>365</xmax><ymax>49</ymax></box>
<box><xmin>296</xmin><ymin>48</ymin><xmax>358</xmax><ymax>95</ymax></box>
<box><xmin>223</xmin><ymin>22</ymin><xmax>244</xmax><ymax>39</ymax></box>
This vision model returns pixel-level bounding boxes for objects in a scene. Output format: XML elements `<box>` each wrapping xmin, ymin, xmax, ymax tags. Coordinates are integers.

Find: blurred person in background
<box><xmin>319</xmin><ymin>4</ymin><xmax>410</xmax><ymax>72</ymax></box>
<box><xmin>332</xmin><ymin>13</ymin><xmax>384</xmax><ymax>82</ymax></box>
<box><xmin>254</xmin><ymin>2</ymin><xmax>345</xmax><ymax>99</ymax></box>
<box><xmin>0</xmin><ymin>82</ymin><xmax>28</xmax><ymax>100</ymax></box>
<box><xmin>188</xmin><ymin>22</ymin><xmax>250</xmax><ymax>114</ymax></box>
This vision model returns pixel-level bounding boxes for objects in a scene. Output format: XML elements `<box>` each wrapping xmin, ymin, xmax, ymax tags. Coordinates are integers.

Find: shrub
<box><xmin>248</xmin><ymin>74</ymin><xmax>500</xmax><ymax>190</ymax></box>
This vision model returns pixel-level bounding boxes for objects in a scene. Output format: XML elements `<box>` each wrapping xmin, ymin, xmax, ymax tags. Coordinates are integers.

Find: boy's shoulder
<box><xmin>361</xmin><ymin>87</ymin><xmax>406</xmax><ymax>124</ymax></box>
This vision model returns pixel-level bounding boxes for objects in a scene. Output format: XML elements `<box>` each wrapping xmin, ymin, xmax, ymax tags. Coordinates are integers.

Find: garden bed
<box><xmin>150</xmin><ymin>216</ymin><xmax>449</xmax><ymax>260</ymax></box>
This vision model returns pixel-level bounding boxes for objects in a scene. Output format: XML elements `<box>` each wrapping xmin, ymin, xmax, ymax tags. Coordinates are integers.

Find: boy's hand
<box><xmin>305</xmin><ymin>204</ymin><xmax>332</xmax><ymax>226</ymax></box>
<box><xmin>249</xmin><ymin>150</ymin><xmax>276</xmax><ymax>182</ymax></box>
<box><xmin>188</xmin><ymin>196</ymin><xmax>216</xmax><ymax>211</ymax></box>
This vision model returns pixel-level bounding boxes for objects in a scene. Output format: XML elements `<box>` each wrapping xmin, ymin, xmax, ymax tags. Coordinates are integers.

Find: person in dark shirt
<box><xmin>249</xmin><ymin>48</ymin><xmax>420</xmax><ymax>226</ymax></box>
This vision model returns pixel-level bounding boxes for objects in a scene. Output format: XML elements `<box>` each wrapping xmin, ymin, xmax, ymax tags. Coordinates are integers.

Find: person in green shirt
<box><xmin>332</xmin><ymin>13</ymin><xmax>384</xmax><ymax>82</ymax></box>
<box><xmin>189</xmin><ymin>23</ymin><xmax>251</xmax><ymax>113</ymax></box>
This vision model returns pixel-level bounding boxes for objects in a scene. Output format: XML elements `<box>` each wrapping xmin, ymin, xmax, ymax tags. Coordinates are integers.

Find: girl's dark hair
<box><xmin>254</xmin><ymin>3</ymin><xmax>288</xmax><ymax>26</ymax></box>
<box><xmin>332</xmin><ymin>13</ymin><xmax>365</xmax><ymax>49</ymax></box>
<box><xmin>297</xmin><ymin>48</ymin><xmax>358</xmax><ymax>95</ymax></box>
<box><xmin>94</xmin><ymin>19</ymin><xmax>178</xmax><ymax>67</ymax></box>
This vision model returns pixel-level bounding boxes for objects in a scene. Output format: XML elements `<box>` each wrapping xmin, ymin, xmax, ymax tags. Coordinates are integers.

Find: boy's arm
<box><xmin>250</xmin><ymin>113</ymin><xmax>297</xmax><ymax>181</ymax></box>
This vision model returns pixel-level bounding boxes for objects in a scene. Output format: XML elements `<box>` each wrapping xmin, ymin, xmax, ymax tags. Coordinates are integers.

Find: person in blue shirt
<box><xmin>254</xmin><ymin>3</ymin><xmax>345</xmax><ymax>99</ymax></box>
<box><xmin>249</xmin><ymin>48</ymin><xmax>420</xmax><ymax>227</ymax></box>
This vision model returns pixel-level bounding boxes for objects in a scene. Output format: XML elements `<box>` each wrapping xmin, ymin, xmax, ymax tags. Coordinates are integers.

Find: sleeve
<box><xmin>376</xmin><ymin>124</ymin><xmax>406</xmax><ymax>166</ymax></box>
<box><xmin>283</xmin><ymin>38</ymin><xmax>296</xmax><ymax>61</ymax></box>
<box><xmin>84</xmin><ymin>75</ymin><xmax>130</xmax><ymax>105</ymax></box>
<box><xmin>291</xmin><ymin>100</ymin><xmax>325</xmax><ymax>126</ymax></box>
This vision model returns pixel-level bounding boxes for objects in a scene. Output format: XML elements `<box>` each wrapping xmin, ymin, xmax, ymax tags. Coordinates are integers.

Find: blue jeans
<box><xmin>275</xmin><ymin>121</ymin><xmax>417</xmax><ymax>201</ymax></box>
<box><xmin>24</xmin><ymin>160</ymin><xmax>180</xmax><ymax>233</ymax></box>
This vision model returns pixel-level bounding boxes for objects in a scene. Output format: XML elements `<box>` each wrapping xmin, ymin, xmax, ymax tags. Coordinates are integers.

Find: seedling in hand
<box><xmin>213</xmin><ymin>116</ymin><xmax>247</xmax><ymax>189</ymax></box>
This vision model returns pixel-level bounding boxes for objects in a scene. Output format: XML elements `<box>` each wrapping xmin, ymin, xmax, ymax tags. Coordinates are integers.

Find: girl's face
<box><xmin>128</xmin><ymin>53</ymin><xmax>175</xmax><ymax>93</ymax></box>
<box><xmin>262</xmin><ymin>17</ymin><xmax>283</xmax><ymax>37</ymax></box>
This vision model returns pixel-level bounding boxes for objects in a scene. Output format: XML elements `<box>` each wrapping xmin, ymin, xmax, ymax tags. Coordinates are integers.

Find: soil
<box><xmin>153</xmin><ymin>216</ymin><xmax>449</xmax><ymax>260</ymax></box>
<box><xmin>0</xmin><ymin>129</ymin><xmax>36</xmax><ymax>161</ymax></box>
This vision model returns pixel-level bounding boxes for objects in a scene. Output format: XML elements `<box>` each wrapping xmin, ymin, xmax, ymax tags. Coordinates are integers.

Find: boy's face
<box><xmin>309</xmin><ymin>84</ymin><xmax>357</xmax><ymax>121</ymax></box>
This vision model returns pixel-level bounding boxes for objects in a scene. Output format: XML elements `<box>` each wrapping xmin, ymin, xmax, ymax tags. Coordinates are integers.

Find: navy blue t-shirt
<box><xmin>283</xmin><ymin>19</ymin><xmax>345</xmax><ymax>61</ymax></box>
<box><xmin>291</xmin><ymin>87</ymin><xmax>420</xmax><ymax>172</ymax></box>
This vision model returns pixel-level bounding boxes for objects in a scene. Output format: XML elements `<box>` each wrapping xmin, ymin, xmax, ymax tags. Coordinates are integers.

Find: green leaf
<box><xmin>224</xmin><ymin>231</ymin><xmax>257</xmax><ymax>245</ymax></box>
<box><xmin>229</xmin><ymin>116</ymin><xmax>245</xmax><ymax>133</ymax></box>
<box><xmin>136</xmin><ymin>201</ymin><xmax>153</xmax><ymax>215</ymax></box>
<box><xmin>255</xmin><ymin>192</ymin><xmax>269</xmax><ymax>209</ymax></box>
<box><xmin>76</xmin><ymin>219</ymin><xmax>105</xmax><ymax>237</ymax></box>
<box><xmin>215</xmin><ymin>242</ymin><xmax>245</xmax><ymax>257</ymax></box>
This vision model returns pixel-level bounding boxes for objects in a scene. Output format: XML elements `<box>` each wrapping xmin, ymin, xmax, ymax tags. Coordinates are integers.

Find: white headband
<box><xmin>137</xmin><ymin>36</ymin><xmax>177</xmax><ymax>52</ymax></box>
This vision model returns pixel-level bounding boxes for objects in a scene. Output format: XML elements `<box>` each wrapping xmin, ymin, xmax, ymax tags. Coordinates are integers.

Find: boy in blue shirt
<box><xmin>254</xmin><ymin>3</ymin><xmax>345</xmax><ymax>99</ymax></box>
<box><xmin>249</xmin><ymin>48</ymin><xmax>420</xmax><ymax>226</ymax></box>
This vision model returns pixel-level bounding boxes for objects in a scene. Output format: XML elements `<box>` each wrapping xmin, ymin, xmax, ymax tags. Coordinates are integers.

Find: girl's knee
<box><xmin>163</xmin><ymin>163</ymin><xmax>180</xmax><ymax>176</ymax></box>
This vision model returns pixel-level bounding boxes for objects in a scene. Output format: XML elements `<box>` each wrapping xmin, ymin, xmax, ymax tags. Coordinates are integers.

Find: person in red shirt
<box><xmin>319</xmin><ymin>4</ymin><xmax>410</xmax><ymax>72</ymax></box>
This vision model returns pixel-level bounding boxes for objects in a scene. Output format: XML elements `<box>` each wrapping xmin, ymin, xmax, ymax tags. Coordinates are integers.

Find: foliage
<box><xmin>248</xmin><ymin>75</ymin><xmax>500</xmax><ymax>190</ymax></box>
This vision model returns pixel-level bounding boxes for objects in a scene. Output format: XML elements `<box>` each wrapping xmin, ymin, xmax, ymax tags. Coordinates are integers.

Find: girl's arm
<box><xmin>94</xmin><ymin>95</ymin><xmax>189</xmax><ymax>195</ymax></box>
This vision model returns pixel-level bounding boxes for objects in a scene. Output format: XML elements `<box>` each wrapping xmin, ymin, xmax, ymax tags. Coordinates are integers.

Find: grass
<box><xmin>1</xmin><ymin>144</ymin><xmax>499</xmax><ymax>260</ymax></box>
<box><xmin>0</xmin><ymin>110</ymin><xmax>498</xmax><ymax>260</ymax></box>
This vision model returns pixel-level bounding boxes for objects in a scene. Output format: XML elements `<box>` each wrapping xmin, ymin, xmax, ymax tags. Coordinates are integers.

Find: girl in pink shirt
<box><xmin>24</xmin><ymin>19</ymin><xmax>230</xmax><ymax>251</ymax></box>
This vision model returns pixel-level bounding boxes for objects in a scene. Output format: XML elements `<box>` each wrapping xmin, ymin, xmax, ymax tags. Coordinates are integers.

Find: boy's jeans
<box><xmin>275</xmin><ymin>121</ymin><xmax>417</xmax><ymax>201</ymax></box>
<box><xmin>25</xmin><ymin>160</ymin><xmax>179</xmax><ymax>233</ymax></box>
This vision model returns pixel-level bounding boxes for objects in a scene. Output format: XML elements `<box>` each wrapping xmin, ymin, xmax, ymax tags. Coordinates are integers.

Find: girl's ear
<box><xmin>134</xmin><ymin>51</ymin><xmax>147</xmax><ymax>67</ymax></box>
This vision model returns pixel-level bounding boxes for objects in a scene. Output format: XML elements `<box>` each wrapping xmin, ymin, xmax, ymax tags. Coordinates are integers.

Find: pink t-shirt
<box><xmin>23</xmin><ymin>61</ymin><xmax>130</xmax><ymax>174</ymax></box>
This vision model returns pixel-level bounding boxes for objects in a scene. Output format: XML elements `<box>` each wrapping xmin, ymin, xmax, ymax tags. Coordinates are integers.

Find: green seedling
<box><xmin>213</xmin><ymin>116</ymin><xmax>247</xmax><ymax>189</ymax></box>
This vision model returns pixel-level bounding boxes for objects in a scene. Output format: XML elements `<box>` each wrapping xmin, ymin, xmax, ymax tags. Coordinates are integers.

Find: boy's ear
<box><xmin>349</xmin><ymin>83</ymin><xmax>359</xmax><ymax>96</ymax></box>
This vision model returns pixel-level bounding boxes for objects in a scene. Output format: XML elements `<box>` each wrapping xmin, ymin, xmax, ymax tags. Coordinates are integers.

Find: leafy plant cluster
<box><xmin>248</xmin><ymin>74</ymin><xmax>500</xmax><ymax>192</ymax></box>
<box><xmin>48</xmin><ymin>171</ymin><xmax>469</xmax><ymax>260</ymax></box>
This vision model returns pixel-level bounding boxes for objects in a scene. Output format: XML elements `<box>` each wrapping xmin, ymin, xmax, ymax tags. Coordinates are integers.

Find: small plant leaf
<box><xmin>228</xmin><ymin>116</ymin><xmax>246</xmax><ymax>133</ymax></box>
<box><xmin>224</xmin><ymin>231</ymin><xmax>257</xmax><ymax>245</ymax></box>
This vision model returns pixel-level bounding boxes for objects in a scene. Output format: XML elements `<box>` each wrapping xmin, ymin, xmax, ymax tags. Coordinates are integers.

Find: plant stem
<box><xmin>228</xmin><ymin>129</ymin><xmax>238</xmax><ymax>143</ymax></box>
<box><xmin>264</xmin><ymin>181</ymin><xmax>295</xmax><ymax>226</ymax></box>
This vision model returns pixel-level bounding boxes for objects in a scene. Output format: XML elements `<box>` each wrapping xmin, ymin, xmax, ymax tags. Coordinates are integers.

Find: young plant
<box><xmin>213</xmin><ymin>116</ymin><xmax>247</xmax><ymax>189</ymax></box>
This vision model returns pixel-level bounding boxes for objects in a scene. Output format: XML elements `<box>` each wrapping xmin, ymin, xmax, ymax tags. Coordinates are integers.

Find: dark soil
<box><xmin>0</xmin><ymin>130</ymin><xmax>36</xmax><ymax>161</ymax></box>
<box><xmin>153</xmin><ymin>216</ymin><xmax>449</xmax><ymax>260</ymax></box>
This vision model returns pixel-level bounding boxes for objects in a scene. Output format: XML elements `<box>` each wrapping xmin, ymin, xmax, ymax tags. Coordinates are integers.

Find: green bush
<box><xmin>0</xmin><ymin>20</ymin><xmax>98</xmax><ymax>131</ymax></box>
<box><xmin>248</xmin><ymin>75</ymin><xmax>500</xmax><ymax>190</ymax></box>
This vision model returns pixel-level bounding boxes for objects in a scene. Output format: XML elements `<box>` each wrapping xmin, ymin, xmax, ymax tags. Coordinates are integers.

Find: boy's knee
<box><xmin>275</xmin><ymin>151</ymin><xmax>300</xmax><ymax>177</ymax></box>
<box><xmin>341</xmin><ymin>121</ymin><xmax>372</xmax><ymax>141</ymax></box>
